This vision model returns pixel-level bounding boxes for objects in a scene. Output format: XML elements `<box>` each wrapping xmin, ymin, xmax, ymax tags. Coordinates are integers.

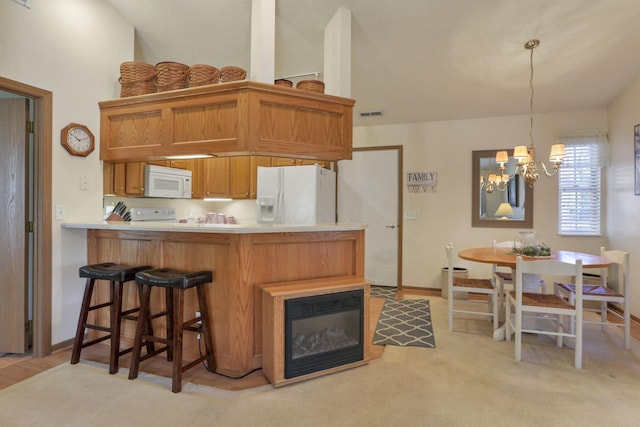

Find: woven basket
<box><xmin>188</xmin><ymin>64</ymin><xmax>220</xmax><ymax>87</ymax></box>
<box><xmin>296</xmin><ymin>79</ymin><xmax>325</xmax><ymax>93</ymax></box>
<box><xmin>274</xmin><ymin>79</ymin><xmax>293</xmax><ymax>88</ymax></box>
<box><xmin>155</xmin><ymin>61</ymin><xmax>189</xmax><ymax>92</ymax></box>
<box><xmin>119</xmin><ymin>62</ymin><xmax>157</xmax><ymax>97</ymax></box>
<box><xmin>220</xmin><ymin>66</ymin><xmax>247</xmax><ymax>82</ymax></box>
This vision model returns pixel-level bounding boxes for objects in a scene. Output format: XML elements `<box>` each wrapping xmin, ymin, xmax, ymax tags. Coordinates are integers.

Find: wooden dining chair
<box><xmin>446</xmin><ymin>243</ymin><xmax>498</xmax><ymax>334</ymax></box>
<box><xmin>506</xmin><ymin>256</ymin><xmax>583</xmax><ymax>369</ymax></box>
<box><xmin>555</xmin><ymin>247</ymin><xmax>630</xmax><ymax>349</ymax></box>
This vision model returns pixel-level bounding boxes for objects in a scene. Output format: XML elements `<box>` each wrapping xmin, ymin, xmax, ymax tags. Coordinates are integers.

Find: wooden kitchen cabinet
<box><xmin>202</xmin><ymin>157</ymin><xmax>229</xmax><ymax>198</ymax></box>
<box><xmin>250</xmin><ymin>156</ymin><xmax>272</xmax><ymax>198</ymax></box>
<box><xmin>103</xmin><ymin>162</ymin><xmax>115</xmax><ymax>195</ymax></box>
<box><xmin>229</xmin><ymin>156</ymin><xmax>272</xmax><ymax>199</ymax></box>
<box><xmin>185</xmin><ymin>159</ymin><xmax>204</xmax><ymax>199</ymax></box>
<box><xmin>99</xmin><ymin>81</ymin><xmax>354</xmax><ymax>163</ymax></box>
<box><xmin>124</xmin><ymin>162</ymin><xmax>145</xmax><ymax>196</ymax></box>
<box><xmin>111</xmin><ymin>163</ymin><xmax>126</xmax><ymax>196</ymax></box>
<box><xmin>229</xmin><ymin>157</ymin><xmax>250</xmax><ymax>199</ymax></box>
<box><xmin>104</xmin><ymin>162</ymin><xmax>127</xmax><ymax>196</ymax></box>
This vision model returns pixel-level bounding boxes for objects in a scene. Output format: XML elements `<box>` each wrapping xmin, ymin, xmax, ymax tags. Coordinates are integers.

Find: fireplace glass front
<box><xmin>284</xmin><ymin>289</ymin><xmax>364</xmax><ymax>379</ymax></box>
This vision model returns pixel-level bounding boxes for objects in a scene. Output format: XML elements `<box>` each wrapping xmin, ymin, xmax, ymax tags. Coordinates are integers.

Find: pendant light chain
<box><xmin>529</xmin><ymin>44</ymin><xmax>535</xmax><ymax>149</ymax></box>
<box><xmin>485</xmin><ymin>38</ymin><xmax>565</xmax><ymax>193</ymax></box>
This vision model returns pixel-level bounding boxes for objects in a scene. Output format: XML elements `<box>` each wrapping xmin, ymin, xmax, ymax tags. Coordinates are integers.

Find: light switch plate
<box><xmin>55</xmin><ymin>204</ymin><xmax>66</xmax><ymax>220</ymax></box>
<box><xmin>404</xmin><ymin>210</ymin><xmax>417</xmax><ymax>220</ymax></box>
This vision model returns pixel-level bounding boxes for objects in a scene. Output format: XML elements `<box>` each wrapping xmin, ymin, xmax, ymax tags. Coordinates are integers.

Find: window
<box><xmin>558</xmin><ymin>134</ymin><xmax>607</xmax><ymax>236</ymax></box>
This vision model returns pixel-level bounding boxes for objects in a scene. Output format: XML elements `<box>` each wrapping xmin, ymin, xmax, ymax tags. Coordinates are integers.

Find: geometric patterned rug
<box><xmin>372</xmin><ymin>298</ymin><xmax>436</xmax><ymax>348</ymax></box>
<box><xmin>370</xmin><ymin>285</ymin><xmax>398</xmax><ymax>300</ymax></box>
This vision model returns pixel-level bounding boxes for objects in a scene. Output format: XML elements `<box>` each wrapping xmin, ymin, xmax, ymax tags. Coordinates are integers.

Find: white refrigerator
<box><xmin>256</xmin><ymin>165</ymin><xmax>336</xmax><ymax>225</ymax></box>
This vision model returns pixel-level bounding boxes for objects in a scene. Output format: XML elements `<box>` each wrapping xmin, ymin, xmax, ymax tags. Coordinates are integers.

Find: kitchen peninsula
<box><xmin>63</xmin><ymin>221</ymin><xmax>367</xmax><ymax>377</ymax></box>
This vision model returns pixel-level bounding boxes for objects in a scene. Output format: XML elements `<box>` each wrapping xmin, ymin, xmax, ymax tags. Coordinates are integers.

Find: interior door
<box><xmin>0</xmin><ymin>98</ymin><xmax>29</xmax><ymax>353</ymax></box>
<box><xmin>337</xmin><ymin>147</ymin><xmax>401</xmax><ymax>287</ymax></box>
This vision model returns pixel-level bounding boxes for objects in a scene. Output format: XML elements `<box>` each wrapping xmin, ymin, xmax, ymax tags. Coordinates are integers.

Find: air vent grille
<box><xmin>359</xmin><ymin>111</ymin><xmax>383</xmax><ymax>117</ymax></box>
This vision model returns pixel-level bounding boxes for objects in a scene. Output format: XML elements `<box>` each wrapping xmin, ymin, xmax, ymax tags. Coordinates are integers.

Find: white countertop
<box><xmin>62</xmin><ymin>221</ymin><xmax>367</xmax><ymax>234</ymax></box>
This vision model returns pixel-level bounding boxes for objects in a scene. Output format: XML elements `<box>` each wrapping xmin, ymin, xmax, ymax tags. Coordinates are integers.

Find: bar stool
<box><xmin>128</xmin><ymin>268</ymin><xmax>216</xmax><ymax>393</ymax></box>
<box><xmin>70</xmin><ymin>263</ymin><xmax>153</xmax><ymax>374</ymax></box>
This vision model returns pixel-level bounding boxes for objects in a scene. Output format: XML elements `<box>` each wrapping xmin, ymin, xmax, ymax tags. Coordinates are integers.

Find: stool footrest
<box><xmin>182</xmin><ymin>356</ymin><xmax>206</xmax><ymax>372</ymax></box>
<box><xmin>138</xmin><ymin>346</ymin><xmax>170</xmax><ymax>362</ymax></box>
<box><xmin>85</xmin><ymin>324</ymin><xmax>112</xmax><ymax>333</ymax></box>
<box><xmin>88</xmin><ymin>301</ymin><xmax>113</xmax><ymax>311</ymax></box>
<box><xmin>149</xmin><ymin>310</ymin><xmax>169</xmax><ymax>321</ymax></box>
<box><xmin>80</xmin><ymin>334</ymin><xmax>111</xmax><ymax>348</ymax></box>
<box><xmin>121</xmin><ymin>307</ymin><xmax>141</xmax><ymax>317</ymax></box>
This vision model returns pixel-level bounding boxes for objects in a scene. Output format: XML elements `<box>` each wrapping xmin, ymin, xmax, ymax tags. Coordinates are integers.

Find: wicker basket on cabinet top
<box><xmin>296</xmin><ymin>79</ymin><xmax>325</xmax><ymax>93</ymax></box>
<box><xmin>220</xmin><ymin>66</ymin><xmax>247</xmax><ymax>82</ymax></box>
<box><xmin>155</xmin><ymin>61</ymin><xmax>189</xmax><ymax>92</ymax></box>
<box><xmin>188</xmin><ymin>64</ymin><xmax>220</xmax><ymax>87</ymax></box>
<box><xmin>119</xmin><ymin>62</ymin><xmax>157</xmax><ymax>97</ymax></box>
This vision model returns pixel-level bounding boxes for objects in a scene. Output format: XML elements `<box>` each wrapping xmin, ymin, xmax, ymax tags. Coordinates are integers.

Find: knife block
<box><xmin>105</xmin><ymin>213</ymin><xmax>124</xmax><ymax>222</ymax></box>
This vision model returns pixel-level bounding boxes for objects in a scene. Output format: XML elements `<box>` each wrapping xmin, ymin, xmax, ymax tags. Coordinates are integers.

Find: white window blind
<box><xmin>558</xmin><ymin>135</ymin><xmax>606</xmax><ymax>236</ymax></box>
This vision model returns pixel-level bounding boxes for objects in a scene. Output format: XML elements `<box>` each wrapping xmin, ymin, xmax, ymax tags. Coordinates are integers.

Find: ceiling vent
<box><xmin>359</xmin><ymin>111</ymin><xmax>384</xmax><ymax>117</ymax></box>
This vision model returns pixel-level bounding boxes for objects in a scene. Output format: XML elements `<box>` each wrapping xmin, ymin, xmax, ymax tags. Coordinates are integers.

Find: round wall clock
<box><xmin>61</xmin><ymin>123</ymin><xmax>95</xmax><ymax>157</ymax></box>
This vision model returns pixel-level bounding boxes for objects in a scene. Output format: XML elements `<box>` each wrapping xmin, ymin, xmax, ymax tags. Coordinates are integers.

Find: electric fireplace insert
<box><xmin>284</xmin><ymin>289</ymin><xmax>364</xmax><ymax>379</ymax></box>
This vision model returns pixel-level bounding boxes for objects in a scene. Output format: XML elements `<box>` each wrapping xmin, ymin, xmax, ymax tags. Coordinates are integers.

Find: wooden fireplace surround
<box><xmin>260</xmin><ymin>275</ymin><xmax>371</xmax><ymax>387</ymax></box>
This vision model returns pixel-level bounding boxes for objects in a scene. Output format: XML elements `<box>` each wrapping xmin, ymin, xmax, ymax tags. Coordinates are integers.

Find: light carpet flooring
<box><xmin>1</xmin><ymin>296</ymin><xmax>639</xmax><ymax>427</ymax></box>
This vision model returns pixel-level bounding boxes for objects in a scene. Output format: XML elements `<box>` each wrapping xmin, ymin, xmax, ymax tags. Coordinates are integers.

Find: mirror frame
<box><xmin>471</xmin><ymin>149</ymin><xmax>533</xmax><ymax>229</ymax></box>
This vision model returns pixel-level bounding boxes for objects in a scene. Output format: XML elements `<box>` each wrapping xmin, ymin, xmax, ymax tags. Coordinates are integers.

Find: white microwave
<box><xmin>144</xmin><ymin>164</ymin><xmax>192</xmax><ymax>199</ymax></box>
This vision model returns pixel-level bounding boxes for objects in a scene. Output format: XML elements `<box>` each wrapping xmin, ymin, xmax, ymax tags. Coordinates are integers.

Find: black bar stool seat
<box><xmin>128</xmin><ymin>268</ymin><xmax>216</xmax><ymax>393</ymax></box>
<box><xmin>71</xmin><ymin>262</ymin><xmax>152</xmax><ymax>374</ymax></box>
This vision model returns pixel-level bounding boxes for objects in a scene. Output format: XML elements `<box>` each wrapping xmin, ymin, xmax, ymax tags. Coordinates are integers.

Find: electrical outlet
<box><xmin>79</xmin><ymin>175</ymin><xmax>88</xmax><ymax>191</ymax></box>
<box><xmin>195</xmin><ymin>311</ymin><xmax>202</xmax><ymax>325</ymax></box>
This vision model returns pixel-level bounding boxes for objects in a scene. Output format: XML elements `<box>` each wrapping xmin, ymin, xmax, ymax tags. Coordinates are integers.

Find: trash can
<box><xmin>441</xmin><ymin>267</ymin><xmax>469</xmax><ymax>299</ymax></box>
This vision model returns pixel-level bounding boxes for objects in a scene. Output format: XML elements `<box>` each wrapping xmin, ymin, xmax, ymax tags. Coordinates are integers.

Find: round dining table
<box><xmin>458</xmin><ymin>247</ymin><xmax>613</xmax><ymax>269</ymax></box>
<box><xmin>457</xmin><ymin>246</ymin><xmax>612</xmax><ymax>341</ymax></box>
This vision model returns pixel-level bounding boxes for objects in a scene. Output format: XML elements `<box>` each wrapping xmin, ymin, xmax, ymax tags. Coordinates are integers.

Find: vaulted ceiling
<box><xmin>105</xmin><ymin>0</ymin><xmax>640</xmax><ymax>127</ymax></box>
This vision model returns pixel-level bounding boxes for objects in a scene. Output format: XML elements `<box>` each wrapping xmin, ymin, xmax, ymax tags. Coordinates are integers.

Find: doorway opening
<box><xmin>0</xmin><ymin>76</ymin><xmax>52</xmax><ymax>358</ymax></box>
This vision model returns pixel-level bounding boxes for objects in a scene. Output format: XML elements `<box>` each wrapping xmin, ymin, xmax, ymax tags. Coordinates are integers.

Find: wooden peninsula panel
<box><xmin>86</xmin><ymin>228</ymin><xmax>365</xmax><ymax>377</ymax></box>
<box><xmin>99</xmin><ymin>81</ymin><xmax>355</xmax><ymax>162</ymax></box>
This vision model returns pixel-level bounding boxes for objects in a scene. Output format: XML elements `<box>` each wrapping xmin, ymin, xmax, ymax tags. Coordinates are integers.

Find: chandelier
<box><xmin>480</xmin><ymin>40</ymin><xmax>566</xmax><ymax>194</ymax></box>
<box><xmin>512</xmin><ymin>39</ymin><xmax>565</xmax><ymax>186</ymax></box>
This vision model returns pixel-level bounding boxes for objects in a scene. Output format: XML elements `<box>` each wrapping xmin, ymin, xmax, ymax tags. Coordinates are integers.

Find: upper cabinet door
<box><xmin>203</xmin><ymin>157</ymin><xmax>230</xmax><ymax>198</ymax></box>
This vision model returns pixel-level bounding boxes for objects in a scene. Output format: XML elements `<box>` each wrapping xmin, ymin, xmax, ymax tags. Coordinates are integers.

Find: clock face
<box><xmin>61</xmin><ymin>123</ymin><xmax>94</xmax><ymax>156</ymax></box>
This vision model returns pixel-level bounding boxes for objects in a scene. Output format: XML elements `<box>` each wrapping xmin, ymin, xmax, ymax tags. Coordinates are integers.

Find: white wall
<box><xmin>606</xmin><ymin>73</ymin><xmax>640</xmax><ymax>316</ymax></box>
<box><xmin>1</xmin><ymin>0</ymin><xmax>133</xmax><ymax>344</ymax></box>
<box><xmin>353</xmin><ymin>109</ymin><xmax>608</xmax><ymax>290</ymax></box>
